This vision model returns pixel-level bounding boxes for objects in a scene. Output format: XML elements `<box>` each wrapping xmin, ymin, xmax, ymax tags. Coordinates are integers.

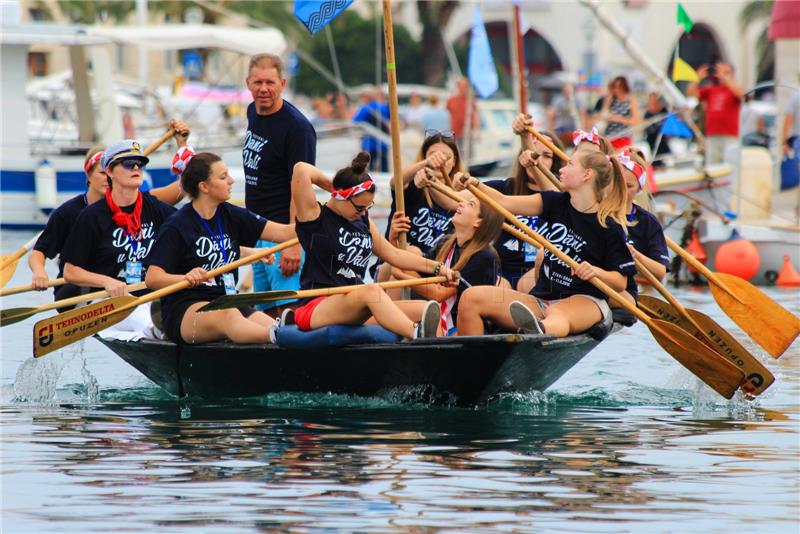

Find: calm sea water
<box><xmin>1</xmin><ymin>230</ymin><xmax>798</xmax><ymax>533</ymax></box>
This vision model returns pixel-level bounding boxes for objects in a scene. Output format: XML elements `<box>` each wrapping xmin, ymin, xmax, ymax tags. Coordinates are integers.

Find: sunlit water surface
<box><xmin>1</xmin><ymin>230</ymin><xmax>798</xmax><ymax>533</ymax></box>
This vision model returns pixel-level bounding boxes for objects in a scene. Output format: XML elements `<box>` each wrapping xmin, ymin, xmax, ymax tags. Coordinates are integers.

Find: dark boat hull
<box><xmin>98</xmin><ymin>330</ymin><xmax>614</xmax><ymax>405</ymax></box>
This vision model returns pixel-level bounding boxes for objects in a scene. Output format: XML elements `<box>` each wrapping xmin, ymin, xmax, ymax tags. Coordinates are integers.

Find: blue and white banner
<box><xmin>468</xmin><ymin>5</ymin><xmax>499</xmax><ymax>98</ymax></box>
<box><xmin>294</xmin><ymin>0</ymin><xmax>353</xmax><ymax>36</ymax></box>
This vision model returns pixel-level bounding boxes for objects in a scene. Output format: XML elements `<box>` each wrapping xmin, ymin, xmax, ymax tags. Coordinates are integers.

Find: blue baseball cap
<box><xmin>101</xmin><ymin>139</ymin><xmax>150</xmax><ymax>170</ymax></box>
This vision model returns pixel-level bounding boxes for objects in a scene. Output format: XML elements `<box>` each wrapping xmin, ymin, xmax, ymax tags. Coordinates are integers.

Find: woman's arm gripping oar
<box><xmin>0</xmin><ymin>277</ymin><xmax>66</xmax><ymax>297</ymax></box>
<box><xmin>32</xmin><ymin>239</ymin><xmax>298</xmax><ymax>358</ymax></box>
<box><xmin>466</xmin><ymin>182</ymin><xmax>744</xmax><ymax>399</ymax></box>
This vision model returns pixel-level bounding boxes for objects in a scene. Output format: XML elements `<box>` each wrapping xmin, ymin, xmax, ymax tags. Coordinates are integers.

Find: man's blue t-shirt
<box><xmin>353</xmin><ymin>101</ymin><xmax>390</xmax><ymax>153</ymax></box>
<box><xmin>243</xmin><ymin>100</ymin><xmax>316</xmax><ymax>224</ymax></box>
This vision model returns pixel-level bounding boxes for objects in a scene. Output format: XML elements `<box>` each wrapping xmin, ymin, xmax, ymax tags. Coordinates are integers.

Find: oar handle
<box><xmin>664</xmin><ymin>235</ymin><xmax>741</xmax><ymax>302</ymax></box>
<box><xmin>466</xmin><ymin>183</ymin><xmax>656</xmax><ymax>328</ymax></box>
<box><xmin>34</xmin><ymin>282</ymin><xmax>147</xmax><ymax>314</ymax></box>
<box><xmin>534</xmin><ymin>159</ymin><xmax>563</xmax><ymax>190</ymax></box>
<box><xmin>527</xmin><ymin>128</ymin><xmax>570</xmax><ymax>162</ymax></box>
<box><xmin>284</xmin><ymin>276</ymin><xmax>449</xmax><ymax>302</ymax></box>
<box><xmin>0</xmin><ymin>277</ymin><xmax>66</xmax><ymax>297</ymax></box>
<box><xmin>143</xmin><ymin>128</ymin><xmax>176</xmax><ymax>156</ymax></box>
<box><xmin>116</xmin><ymin>238</ymin><xmax>300</xmax><ymax>315</ymax></box>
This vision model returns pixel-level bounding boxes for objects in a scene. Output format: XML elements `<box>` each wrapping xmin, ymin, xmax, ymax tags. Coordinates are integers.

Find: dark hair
<box><xmin>509</xmin><ymin>130</ymin><xmax>565</xmax><ymax>195</ymax></box>
<box><xmin>181</xmin><ymin>152</ymin><xmax>223</xmax><ymax>198</ymax></box>
<box><xmin>333</xmin><ymin>151</ymin><xmax>376</xmax><ymax>193</ymax></box>
<box><xmin>612</xmin><ymin>76</ymin><xmax>630</xmax><ymax>94</ymax></box>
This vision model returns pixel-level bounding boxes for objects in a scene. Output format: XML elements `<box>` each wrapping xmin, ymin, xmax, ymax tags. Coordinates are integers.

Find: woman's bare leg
<box><xmin>542</xmin><ymin>296</ymin><xmax>602</xmax><ymax>337</ymax></box>
<box><xmin>456</xmin><ymin>286</ymin><xmax>543</xmax><ymax>335</ymax></box>
<box><xmin>180</xmin><ymin>302</ymin><xmax>275</xmax><ymax>344</ymax></box>
<box><xmin>309</xmin><ymin>284</ymin><xmax>417</xmax><ymax>337</ymax></box>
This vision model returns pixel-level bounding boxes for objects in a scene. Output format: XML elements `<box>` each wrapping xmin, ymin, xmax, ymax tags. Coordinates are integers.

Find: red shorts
<box><xmin>611</xmin><ymin>136</ymin><xmax>632</xmax><ymax>150</ymax></box>
<box><xmin>294</xmin><ymin>296</ymin><xmax>327</xmax><ymax>331</ymax></box>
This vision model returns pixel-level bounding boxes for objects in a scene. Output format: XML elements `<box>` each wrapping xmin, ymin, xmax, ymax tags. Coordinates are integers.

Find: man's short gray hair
<box><xmin>248</xmin><ymin>53</ymin><xmax>284</xmax><ymax>79</ymax></box>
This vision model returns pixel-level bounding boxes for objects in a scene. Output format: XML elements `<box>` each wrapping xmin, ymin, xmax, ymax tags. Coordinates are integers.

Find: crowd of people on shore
<box><xmin>27</xmin><ymin>52</ymin><xmax>700</xmax><ymax>348</ymax></box>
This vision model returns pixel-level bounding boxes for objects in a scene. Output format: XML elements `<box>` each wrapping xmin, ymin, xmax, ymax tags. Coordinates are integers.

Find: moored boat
<box><xmin>97</xmin><ymin>325</ymin><xmax>619</xmax><ymax>405</ymax></box>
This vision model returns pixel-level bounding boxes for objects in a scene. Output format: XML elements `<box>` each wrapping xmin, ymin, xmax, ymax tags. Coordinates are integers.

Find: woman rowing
<box><xmin>454</xmin><ymin>150</ymin><xmax>635</xmax><ymax>338</ymax></box>
<box><xmin>389</xmin><ymin>185</ymin><xmax>503</xmax><ymax>336</ymax></box>
<box><xmin>145</xmin><ymin>152</ymin><xmax>296</xmax><ymax>344</ymax></box>
<box><xmin>28</xmin><ymin>121</ymin><xmax>190</xmax><ymax>303</ymax></box>
<box><xmin>616</xmin><ymin>147</ymin><xmax>670</xmax><ymax>304</ymax></box>
<box><xmin>291</xmin><ymin>152</ymin><xmax>457</xmax><ymax>339</ymax></box>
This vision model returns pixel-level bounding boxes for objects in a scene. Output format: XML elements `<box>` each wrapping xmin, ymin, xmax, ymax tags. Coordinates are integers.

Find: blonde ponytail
<box><xmin>578</xmin><ymin>151</ymin><xmax>628</xmax><ymax>230</ymax></box>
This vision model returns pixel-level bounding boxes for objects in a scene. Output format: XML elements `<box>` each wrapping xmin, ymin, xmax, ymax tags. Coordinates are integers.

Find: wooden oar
<box><xmin>665</xmin><ymin>234</ymin><xmax>800</xmax><ymax>358</ymax></box>
<box><xmin>2</xmin><ymin>282</ymin><xmax>146</xmax><ymax>327</ymax></box>
<box><xmin>465</xmin><ymin>183</ymin><xmax>744</xmax><ymax>399</ymax></box>
<box><xmin>0</xmin><ymin>277</ymin><xmax>66</xmax><ymax>297</ymax></box>
<box><xmin>0</xmin><ymin>233</ymin><xmax>42</xmax><ymax>288</ymax></box>
<box><xmin>143</xmin><ymin>128</ymin><xmax>176</xmax><ymax>156</ymax></box>
<box><xmin>637</xmin><ymin>295</ymin><xmax>774</xmax><ymax>398</ymax></box>
<box><xmin>198</xmin><ymin>276</ymin><xmax>450</xmax><ymax>312</ymax></box>
<box><xmin>32</xmin><ymin>239</ymin><xmax>298</xmax><ymax>358</ymax></box>
<box><xmin>527</xmin><ymin>127</ymin><xmax>570</xmax><ymax>163</ymax></box>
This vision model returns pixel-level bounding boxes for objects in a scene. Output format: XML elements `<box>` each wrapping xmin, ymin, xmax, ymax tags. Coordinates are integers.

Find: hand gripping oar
<box><xmin>198</xmin><ymin>276</ymin><xmax>452</xmax><ymax>312</ymax></box>
<box><xmin>665</xmin><ymin>234</ymin><xmax>800</xmax><ymax>358</ymax></box>
<box><xmin>0</xmin><ymin>277</ymin><xmax>66</xmax><ymax>297</ymax></box>
<box><xmin>527</xmin><ymin>127</ymin><xmax>570</xmax><ymax>163</ymax></box>
<box><xmin>0</xmin><ymin>233</ymin><xmax>42</xmax><ymax>288</ymax></box>
<box><xmin>637</xmin><ymin>295</ymin><xmax>774</xmax><ymax>398</ymax></box>
<box><xmin>2</xmin><ymin>282</ymin><xmax>146</xmax><ymax>327</ymax></box>
<box><xmin>32</xmin><ymin>239</ymin><xmax>298</xmax><ymax>358</ymax></box>
<box><xmin>465</xmin><ymin>183</ymin><xmax>744</xmax><ymax>399</ymax></box>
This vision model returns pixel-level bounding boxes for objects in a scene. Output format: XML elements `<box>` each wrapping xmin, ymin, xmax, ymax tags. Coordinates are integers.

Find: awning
<box><xmin>768</xmin><ymin>0</ymin><xmax>800</xmax><ymax>41</ymax></box>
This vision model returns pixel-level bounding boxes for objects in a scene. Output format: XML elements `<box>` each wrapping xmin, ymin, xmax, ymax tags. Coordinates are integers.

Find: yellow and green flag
<box><xmin>677</xmin><ymin>3</ymin><xmax>694</xmax><ymax>33</ymax></box>
<box><xmin>672</xmin><ymin>56</ymin><xmax>699</xmax><ymax>83</ymax></box>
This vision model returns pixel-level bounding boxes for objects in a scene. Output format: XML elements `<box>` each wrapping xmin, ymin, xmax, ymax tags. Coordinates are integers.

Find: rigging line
<box><xmin>325</xmin><ymin>25</ymin><xmax>346</xmax><ymax>95</ymax></box>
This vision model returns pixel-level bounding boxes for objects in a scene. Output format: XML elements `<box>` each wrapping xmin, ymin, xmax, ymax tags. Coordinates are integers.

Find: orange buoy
<box><xmin>776</xmin><ymin>254</ymin><xmax>800</xmax><ymax>287</ymax></box>
<box><xmin>715</xmin><ymin>229</ymin><xmax>760</xmax><ymax>281</ymax></box>
<box><xmin>684</xmin><ymin>228</ymin><xmax>707</xmax><ymax>274</ymax></box>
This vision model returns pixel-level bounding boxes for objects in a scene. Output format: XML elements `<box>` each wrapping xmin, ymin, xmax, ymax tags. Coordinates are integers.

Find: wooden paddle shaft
<box><xmin>143</xmin><ymin>128</ymin><xmax>175</xmax><ymax>156</ymax></box>
<box><xmin>534</xmin><ymin>159</ymin><xmax>563</xmax><ymax>190</ymax></box>
<box><xmin>280</xmin><ymin>276</ymin><xmax>449</xmax><ymax>302</ymax></box>
<box><xmin>664</xmin><ymin>235</ymin><xmax>741</xmax><ymax>303</ymax></box>
<box><xmin>113</xmin><ymin>239</ymin><xmax>300</xmax><ymax>316</ymax></box>
<box><xmin>0</xmin><ymin>277</ymin><xmax>66</xmax><ymax>297</ymax></box>
<box><xmin>29</xmin><ymin>282</ymin><xmax>147</xmax><ymax>315</ymax></box>
<box><xmin>528</xmin><ymin>128</ymin><xmax>570</xmax><ymax>162</ymax></box>
<box><xmin>1</xmin><ymin>232</ymin><xmax>42</xmax><ymax>270</ymax></box>
<box><xmin>634</xmin><ymin>258</ymin><xmax>707</xmax><ymax>337</ymax></box>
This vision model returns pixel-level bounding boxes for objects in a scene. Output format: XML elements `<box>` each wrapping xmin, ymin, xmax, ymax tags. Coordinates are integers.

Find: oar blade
<box><xmin>1</xmin><ymin>307</ymin><xmax>37</xmax><ymax>327</ymax></box>
<box><xmin>710</xmin><ymin>272</ymin><xmax>800</xmax><ymax>358</ymax></box>
<box><xmin>639</xmin><ymin>295</ymin><xmax>774</xmax><ymax>397</ymax></box>
<box><xmin>0</xmin><ymin>259</ymin><xmax>18</xmax><ymax>288</ymax></box>
<box><xmin>198</xmin><ymin>290</ymin><xmax>300</xmax><ymax>312</ymax></box>
<box><xmin>32</xmin><ymin>296</ymin><xmax>138</xmax><ymax>358</ymax></box>
<box><xmin>649</xmin><ymin>318</ymin><xmax>744</xmax><ymax>399</ymax></box>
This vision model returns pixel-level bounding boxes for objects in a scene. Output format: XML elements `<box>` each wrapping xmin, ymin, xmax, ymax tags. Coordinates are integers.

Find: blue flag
<box><xmin>294</xmin><ymin>0</ymin><xmax>353</xmax><ymax>36</ymax></box>
<box><xmin>468</xmin><ymin>6</ymin><xmax>499</xmax><ymax>99</ymax></box>
<box><xmin>661</xmin><ymin>113</ymin><xmax>693</xmax><ymax>138</ymax></box>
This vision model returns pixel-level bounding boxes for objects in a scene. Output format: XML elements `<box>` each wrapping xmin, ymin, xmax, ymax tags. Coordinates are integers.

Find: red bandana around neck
<box><xmin>105</xmin><ymin>187</ymin><xmax>143</xmax><ymax>239</ymax></box>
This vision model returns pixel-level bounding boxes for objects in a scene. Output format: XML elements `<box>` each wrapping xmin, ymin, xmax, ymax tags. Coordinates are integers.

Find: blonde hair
<box><xmin>577</xmin><ymin>151</ymin><xmax>628</xmax><ymax>230</ymax></box>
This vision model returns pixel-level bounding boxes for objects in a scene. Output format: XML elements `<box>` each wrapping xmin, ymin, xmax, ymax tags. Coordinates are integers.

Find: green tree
<box><xmin>739</xmin><ymin>0</ymin><xmax>774</xmax><ymax>82</ymax></box>
<box><xmin>417</xmin><ymin>0</ymin><xmax>459</xmax><ymax>87</ymax></box>
<box><xmin>57</xmin><ymin>1</ymin><xmax>134</xmax><ymax>23</ymax></box>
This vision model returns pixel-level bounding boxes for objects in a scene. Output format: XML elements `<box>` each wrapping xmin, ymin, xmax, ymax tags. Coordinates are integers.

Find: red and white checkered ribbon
<box><xmin>331</xmin><ymin>179</ymin><xmax>374</xmax><ymax>200</ymax></box>
<box><xmin>617</xmin><ymin>149</ymin><xmax>646</xmax><ymax>189</ymax></box>
<box><xmin>572</xmin><ymin>127</ymin><xmax>600</xmax><ymax>147</ymax></box>
<box><xmin>84</xmin><ymin>151</ymin><xmax>104</xmax><ymax>174</ymax></box>
<box><xmin>171</xmin><ymin>146</ymin><xmax>195</xmax><ymax>176</ymax></box>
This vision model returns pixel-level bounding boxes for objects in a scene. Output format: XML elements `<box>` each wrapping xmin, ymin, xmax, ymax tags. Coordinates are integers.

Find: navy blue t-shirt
<box><xmin>385</xmin><ymin>180</ymin><xmax>452</xmax><ymax>254</ymax></box>
<box><xmin>296</xmin><ymin>204</ymin><xmax>373</xmax><ymax>301</ymax></box>
<box><xmin>243</xmin><ymin>100</ymin><xmax>316</xmax><ymax>223</ymax></box>
<box><xmin>34</xmin><ymin>193</ymin><xmax>88</xmax><ymax>277</ymax></box>
<box><xmin>484</xmin><ymin>178</ymin><xmax>541</xmax><ymax>282</ymax></box>
<box><xmin>145</xmin><ymin>202</ymin><xmax>267</xmax><ymax>317</ymax></box>
<box><xmin>625</xmin><ymin>204</ymin><xmax>670</xmax><ymax>295</ymax></box>
<box><xmin>61</xmin><ymin>192</ymin><xmax>176</xmax><ymax>283</ymax></box>
<box><xmin>425</xmin><ymin>236</ymin><xmax>500</xmax><ymax>326</ymax></box>
<box><xmin>531</xmin><ymin>191</ymin><xmax>636</xmax><ymax>301</ymax></box>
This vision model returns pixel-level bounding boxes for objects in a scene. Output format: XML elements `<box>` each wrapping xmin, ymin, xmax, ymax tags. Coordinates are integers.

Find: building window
<box><xmin>28</xmin><ymin>7</ymin><xmax>49</xmax><ymax>21</ymax></box>
<box><xmin>117</xmin><ymin>45</ymin><xmax>125</xmax><ymax>70</ymax></box>
<box><xmin>28</xmin><ymin>52</ymin><xmax>48</xmax><ymax>77</ymax></box>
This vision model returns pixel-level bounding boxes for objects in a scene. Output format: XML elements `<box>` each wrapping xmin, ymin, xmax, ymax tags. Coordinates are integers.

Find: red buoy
<box><xmin>776</xmin><ymin>254</ymin><xmax>800</xmax><ymax>287</ymax></box>
<box><xmin>685</xmin><ymin>228</ymin><xmax>707</xmax><ymax>274</ymax></box>
<box><xmin>715</xmin><ymin>229</ymin><xmax>760</xmax><ymax>281</ymax></box>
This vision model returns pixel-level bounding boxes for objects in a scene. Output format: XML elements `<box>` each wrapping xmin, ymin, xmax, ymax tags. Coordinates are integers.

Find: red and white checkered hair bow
<box><xmin>84</xmin><ymin>151</ymin><xmax>104</xmax><ymax>174</ymax></box>
<box><xmin>332</xmin><ymin>179</ymin><xmax>374</xmax><ymax>200</ymax></box>
<box><xmin>171</xmin><ymin>146</ymin><xmax>195</xmax><ymax>176</ymax></box>
<box><xmin>572</xmin><ymin>127</ymin><xmax>600</xmax><ymax>147</ymax></box>
<box><xmin>617</xmin><ymin>149</ymin><xmax>646</xmax><ymax>189</ymax></box>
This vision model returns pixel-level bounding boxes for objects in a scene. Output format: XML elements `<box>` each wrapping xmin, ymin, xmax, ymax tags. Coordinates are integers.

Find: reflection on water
<box><xmin>2</xmin><ymin>398</ymin><xmax>798</xmax><ymax>532</ymax></box>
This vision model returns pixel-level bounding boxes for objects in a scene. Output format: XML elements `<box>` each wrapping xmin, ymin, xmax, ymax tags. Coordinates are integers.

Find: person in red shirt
<box><xmin>446</xmin><ymin>78</ymin><xmax>479</xmax><ymax>152</ymax></box>
<box><xmin>687</xmin><ymin>61</ymin><xmax>744</xmax><ymax>165</ymax></box>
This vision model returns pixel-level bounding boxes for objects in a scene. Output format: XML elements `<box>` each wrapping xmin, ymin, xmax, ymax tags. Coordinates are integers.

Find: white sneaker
<box><xmin>509</xmin><ymin>301</ymin><xmax>545</xmax><ymax>335</ymax></box>
<box><xmin>278</xmin><ymin>307</ymin><xmax>295</xmax><ymax>327</ymax></box>
<box><xmin>414</xmin><ymin>300</ymin><xmax>441</xmax><ymax>339</ymax></box>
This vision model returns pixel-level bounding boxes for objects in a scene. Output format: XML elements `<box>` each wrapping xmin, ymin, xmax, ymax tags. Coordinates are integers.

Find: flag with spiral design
<box><xmin>295</xmin><ymin>0</ymin><xmax>354</xmax><ymax>36</ymax></box>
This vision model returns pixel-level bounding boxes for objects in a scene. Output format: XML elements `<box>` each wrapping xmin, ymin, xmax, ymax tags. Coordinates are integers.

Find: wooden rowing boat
<box><xmin>97</xmin><ymin>324</ymin><xmax>619</xmax><ymax>405</ymax></box>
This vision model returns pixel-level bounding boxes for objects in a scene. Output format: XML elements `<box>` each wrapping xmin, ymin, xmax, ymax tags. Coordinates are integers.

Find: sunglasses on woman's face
<box><xmin>115</xmin><ymin>159</ymin><xmax>145</xmax><ymax>171</ymax></box>
<box><xmin>348</xmin><ymin>198</ymin><xmax>374</xmax><ymax>213</ymax></box>
<box><xmin>424</xmin><ymin>129</ymin><xmax>455</xmax><ymax>139</ymax></box>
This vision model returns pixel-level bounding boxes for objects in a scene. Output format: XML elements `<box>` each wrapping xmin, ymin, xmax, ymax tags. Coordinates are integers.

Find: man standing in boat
<box><xmin>244</xmin><ymin>53</ymin><xmax>316</xmax><ymax>312</ymax></box>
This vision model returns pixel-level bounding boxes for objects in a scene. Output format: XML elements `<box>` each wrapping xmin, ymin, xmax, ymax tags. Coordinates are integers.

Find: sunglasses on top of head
<box><xmin>348</xmin><ymin>198</ymin><xmax>374</xmax><ymax>213</ymax></box>
<box><xmin>424</xmin><ymin>129</ymin><xmax>455</xmax><ymax>140</ymax></box>
<box><xmin>115</xmin><ymin>159</ymin><xmax>145</xmax><ymax>171</ymax></box>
